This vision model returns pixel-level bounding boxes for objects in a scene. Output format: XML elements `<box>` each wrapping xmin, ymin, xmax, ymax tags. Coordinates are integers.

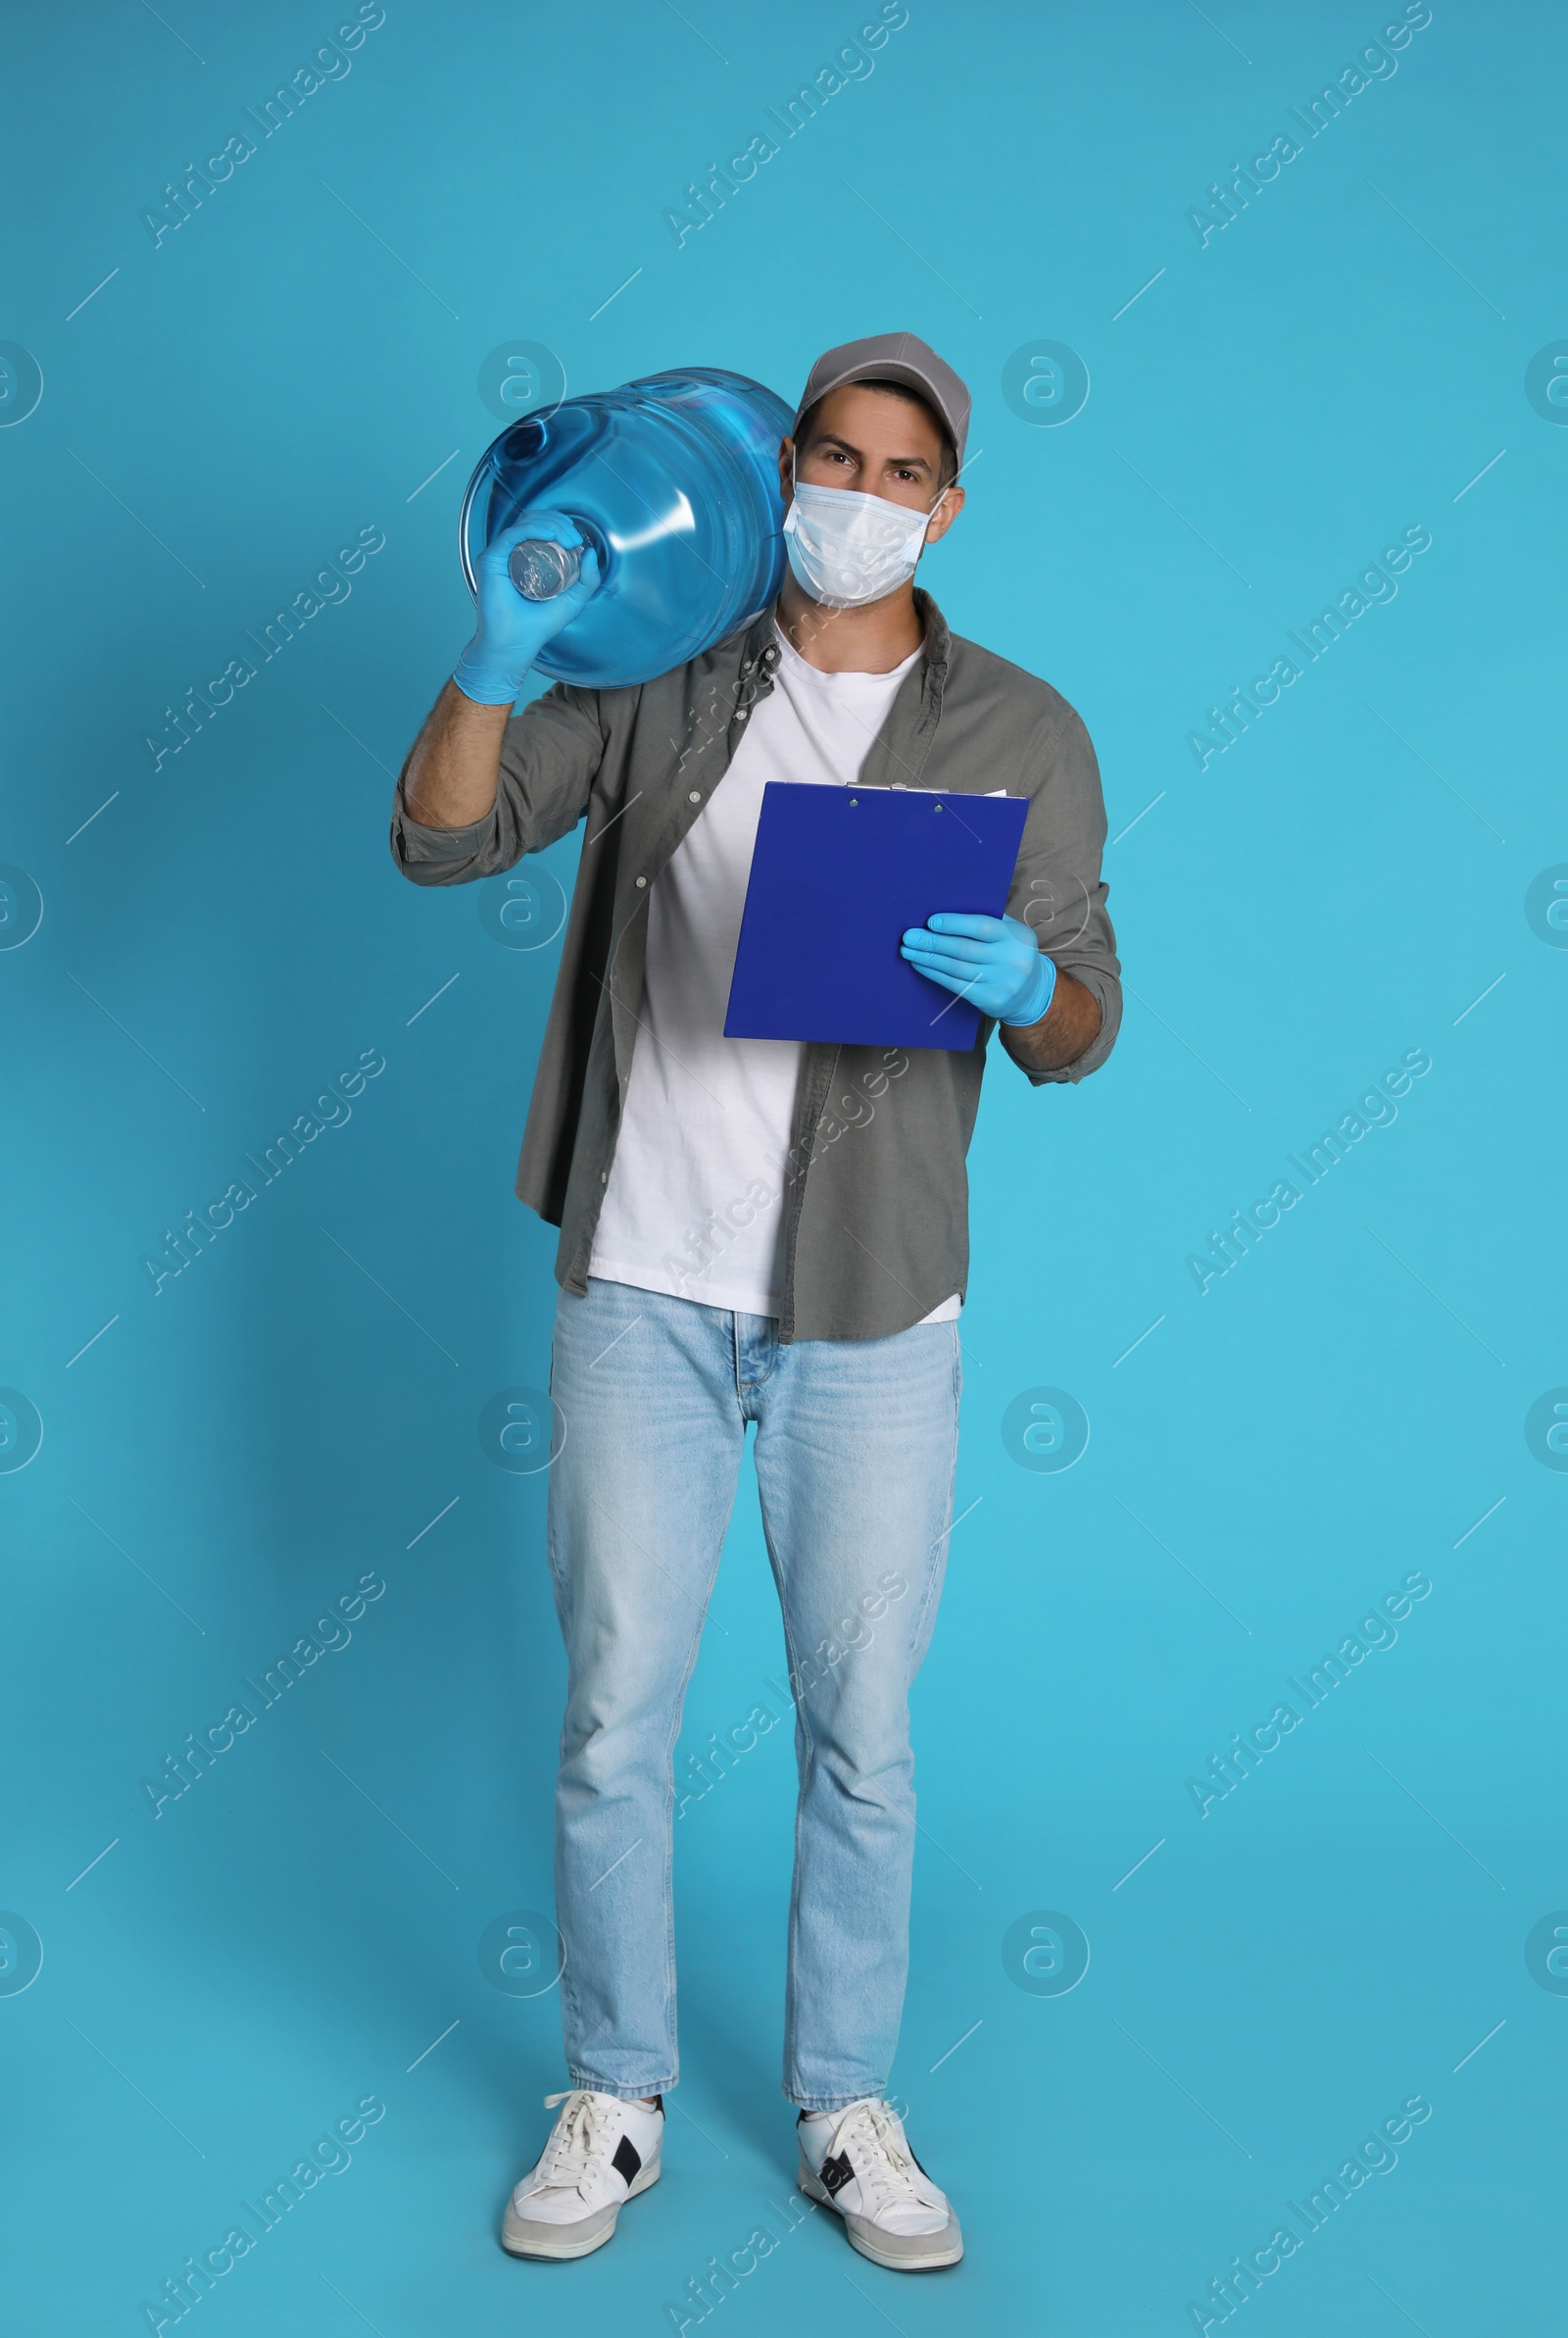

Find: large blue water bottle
<box><xmin>459</xmin><ymin>368</ymin><xmax>793</xmax><ymax>691</ymax></box>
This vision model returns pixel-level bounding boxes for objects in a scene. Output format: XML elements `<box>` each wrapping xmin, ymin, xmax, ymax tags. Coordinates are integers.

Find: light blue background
<box><xmin>2</xmin><ymin>3</ymin><xmax>1562</xmax><ymax>2331</ymax></box>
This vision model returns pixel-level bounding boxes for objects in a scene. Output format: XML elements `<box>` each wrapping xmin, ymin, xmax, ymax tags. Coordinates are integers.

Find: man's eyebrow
<box><xmin>811</xmin><ymin>431</ymin><xmax>934</xmax><ymax>471</ymax></box>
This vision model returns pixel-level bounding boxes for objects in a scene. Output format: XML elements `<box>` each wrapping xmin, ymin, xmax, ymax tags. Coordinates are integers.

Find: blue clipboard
<box><xmin>723</xmin><ymin>782</ymin><xmax>1030</xmax><ymax>1052</ymax></box>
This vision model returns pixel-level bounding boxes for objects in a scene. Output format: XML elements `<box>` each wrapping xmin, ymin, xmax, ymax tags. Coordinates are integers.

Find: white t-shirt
<box><xmin>590</xmin><ymin>623</ymin><xmax>960</xmax><ymax>1321</ymax></box>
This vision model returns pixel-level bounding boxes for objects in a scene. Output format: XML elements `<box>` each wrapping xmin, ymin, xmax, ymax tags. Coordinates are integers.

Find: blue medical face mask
<box><xmin>782</xmin><ymin>456</ymin><xmax>948</xmax><ymax>609</ymax></box>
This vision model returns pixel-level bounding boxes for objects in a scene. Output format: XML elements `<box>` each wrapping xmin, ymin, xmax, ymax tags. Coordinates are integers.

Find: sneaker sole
<box><xmin>797</xmin><ymin>2165</ymin><xmax>963</xmax><ymax>2271</ymax></box>
<box><xmin>502</xmin><ymin>2157</ymin><xmax>661</xmax><ymax>2260</ymax></box>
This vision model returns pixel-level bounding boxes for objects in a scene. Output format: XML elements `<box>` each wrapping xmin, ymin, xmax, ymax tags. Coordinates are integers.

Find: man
<box><xmin>389</xmin><ymin>332</ymin><xmax>1120</xmax><ymax>2272</ymax></box>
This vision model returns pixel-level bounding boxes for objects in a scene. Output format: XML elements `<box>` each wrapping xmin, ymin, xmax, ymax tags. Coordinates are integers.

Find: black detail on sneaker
<box><xmin>908</xmin><ymin>2145</ymin><xmax>928</xmax><ymax>2176</ymax></box>
<box><xmin>612</xmin><ymin>2134</ymin><xmax>642</xmax><ymax>2185</ymax></box>
<box><xmin>819</xmin><ymin>2150</ymin><xmax>855</xmax><ymax>2197</ymax></box>
<box><xmin>649</xmin><ymin>2094</ymin><xmax>662</xmax><ymax>2112</ymax></box>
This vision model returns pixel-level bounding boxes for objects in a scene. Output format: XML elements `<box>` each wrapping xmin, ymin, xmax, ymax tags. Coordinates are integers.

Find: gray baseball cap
<box><xmin>794</xmin><ymin>331</ymin><xmax>971</xmax><ymax>470</ymax></box>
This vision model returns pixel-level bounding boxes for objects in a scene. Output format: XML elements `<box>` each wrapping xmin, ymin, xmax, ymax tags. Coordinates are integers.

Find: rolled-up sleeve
<box><xmin>1006</xmin><ymin>701</ymin><xmax>1122</xmax><ymax>1085</ymax></box>
<box><xmin>389</xmin><ymin>680</ymin><xmax>609</xmax><ymax>887</ymax></box>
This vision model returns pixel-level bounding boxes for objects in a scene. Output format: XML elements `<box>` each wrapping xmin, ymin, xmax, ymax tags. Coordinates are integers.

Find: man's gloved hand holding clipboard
<box><xmin>898</xmin><ymin>910</ymin><xmax>1056</xmax><ymax>1027</ymax></box>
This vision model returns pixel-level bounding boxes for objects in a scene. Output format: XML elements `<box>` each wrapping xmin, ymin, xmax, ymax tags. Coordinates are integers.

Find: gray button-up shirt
<box><xmin>389</xmin><ymin>590</ymin><xmax>1121</xmax><ymax>1341</ymax></box>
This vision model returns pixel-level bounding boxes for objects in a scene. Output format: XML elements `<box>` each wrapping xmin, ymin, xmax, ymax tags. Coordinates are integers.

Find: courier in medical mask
<box><xmin>393</xmin><ymin>332</ymin><xmax>1116</xmax><ymax>2276</ymax></box>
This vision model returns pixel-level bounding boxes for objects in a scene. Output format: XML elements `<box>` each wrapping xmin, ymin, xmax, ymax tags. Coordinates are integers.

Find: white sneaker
<box><xmin>501</xmin><ymin>2088</ymin><xmax>663</xmax><ymax>2261</ymax></box>
<box><xmin>797</xmin><ymin>2097</ymin><xmax>963</xmax><ymax>2270</ymax></box>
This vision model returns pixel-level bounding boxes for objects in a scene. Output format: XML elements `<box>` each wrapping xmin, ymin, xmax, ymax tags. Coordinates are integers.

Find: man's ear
<box><xmin>924</xmin><ymin>485</ymin><xmax>965</xmax><ymax>547</ymax></box>
<box><xmin>777</xmin><ymin>435</ymin><xmax>796</xmax><ymax>510</ymax></box>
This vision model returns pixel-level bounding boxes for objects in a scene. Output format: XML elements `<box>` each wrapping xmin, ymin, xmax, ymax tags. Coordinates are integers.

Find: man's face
<box><xmin>778</xmin><ymin>384</ymin><xmax>964</xmax><ymax>548</ymax></box>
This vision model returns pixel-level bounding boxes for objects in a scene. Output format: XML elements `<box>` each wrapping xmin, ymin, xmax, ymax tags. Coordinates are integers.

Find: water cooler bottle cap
<box><xmin>793</xmin><ymin>331</ymin><xmax>971</xmax><ymax>470</ymax></box>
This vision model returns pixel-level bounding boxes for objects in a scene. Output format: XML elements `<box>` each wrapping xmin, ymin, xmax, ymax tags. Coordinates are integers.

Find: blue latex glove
<box><xmin>452</xmin><ymin>510</ymin><xmax>602</xmax><ymax>706</ymax></box>
<box><xmin>900</xmin><ymin>912</ymin><xmax>1057</xmax><ymax>1026</ymax></box>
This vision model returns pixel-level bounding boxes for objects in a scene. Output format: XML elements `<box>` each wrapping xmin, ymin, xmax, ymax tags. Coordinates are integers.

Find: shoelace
<box><xmin>536</xmin><ymin>2089</ymin><xmax>612</xmax><ymax>2197</ymax></box>
<box><xmin>828</xmin><ymin>2098</ymin><xmax>925</xmax><ymax>2214</ymax></box>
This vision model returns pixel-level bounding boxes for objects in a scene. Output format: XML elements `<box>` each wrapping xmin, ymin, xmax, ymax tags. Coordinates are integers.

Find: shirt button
<box><xmin>688</xmin><ymin>790</ymin><xmax>701</xmax><ymax>803</ymax></box>
<box><xmin>601</xmin><ymin>1170</ymin><xmax>608</xmax><ymax>1184</ymax></box>
<box><xmin>635</xmin><ymin>874</ymin><xmax>647</xmax><ymax>887</ymax></box>
<box><xmin>737</xmin><ymin>709</ymin><xmax>749</xmax><ymax>721</ymax></box>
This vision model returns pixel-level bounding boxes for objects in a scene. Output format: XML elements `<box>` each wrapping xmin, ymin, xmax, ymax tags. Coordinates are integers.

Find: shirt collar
<box><xmin>737</xmin><ymin>589</ymin><xmax>952</xmax><ymax>687</ymax></box>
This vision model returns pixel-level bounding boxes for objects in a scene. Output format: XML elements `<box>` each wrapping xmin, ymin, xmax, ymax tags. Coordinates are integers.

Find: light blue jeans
<box><xmin>545</xmin><ymin>1276</ymin><xmax>960</xmax><ymax>2113</ymax></box>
